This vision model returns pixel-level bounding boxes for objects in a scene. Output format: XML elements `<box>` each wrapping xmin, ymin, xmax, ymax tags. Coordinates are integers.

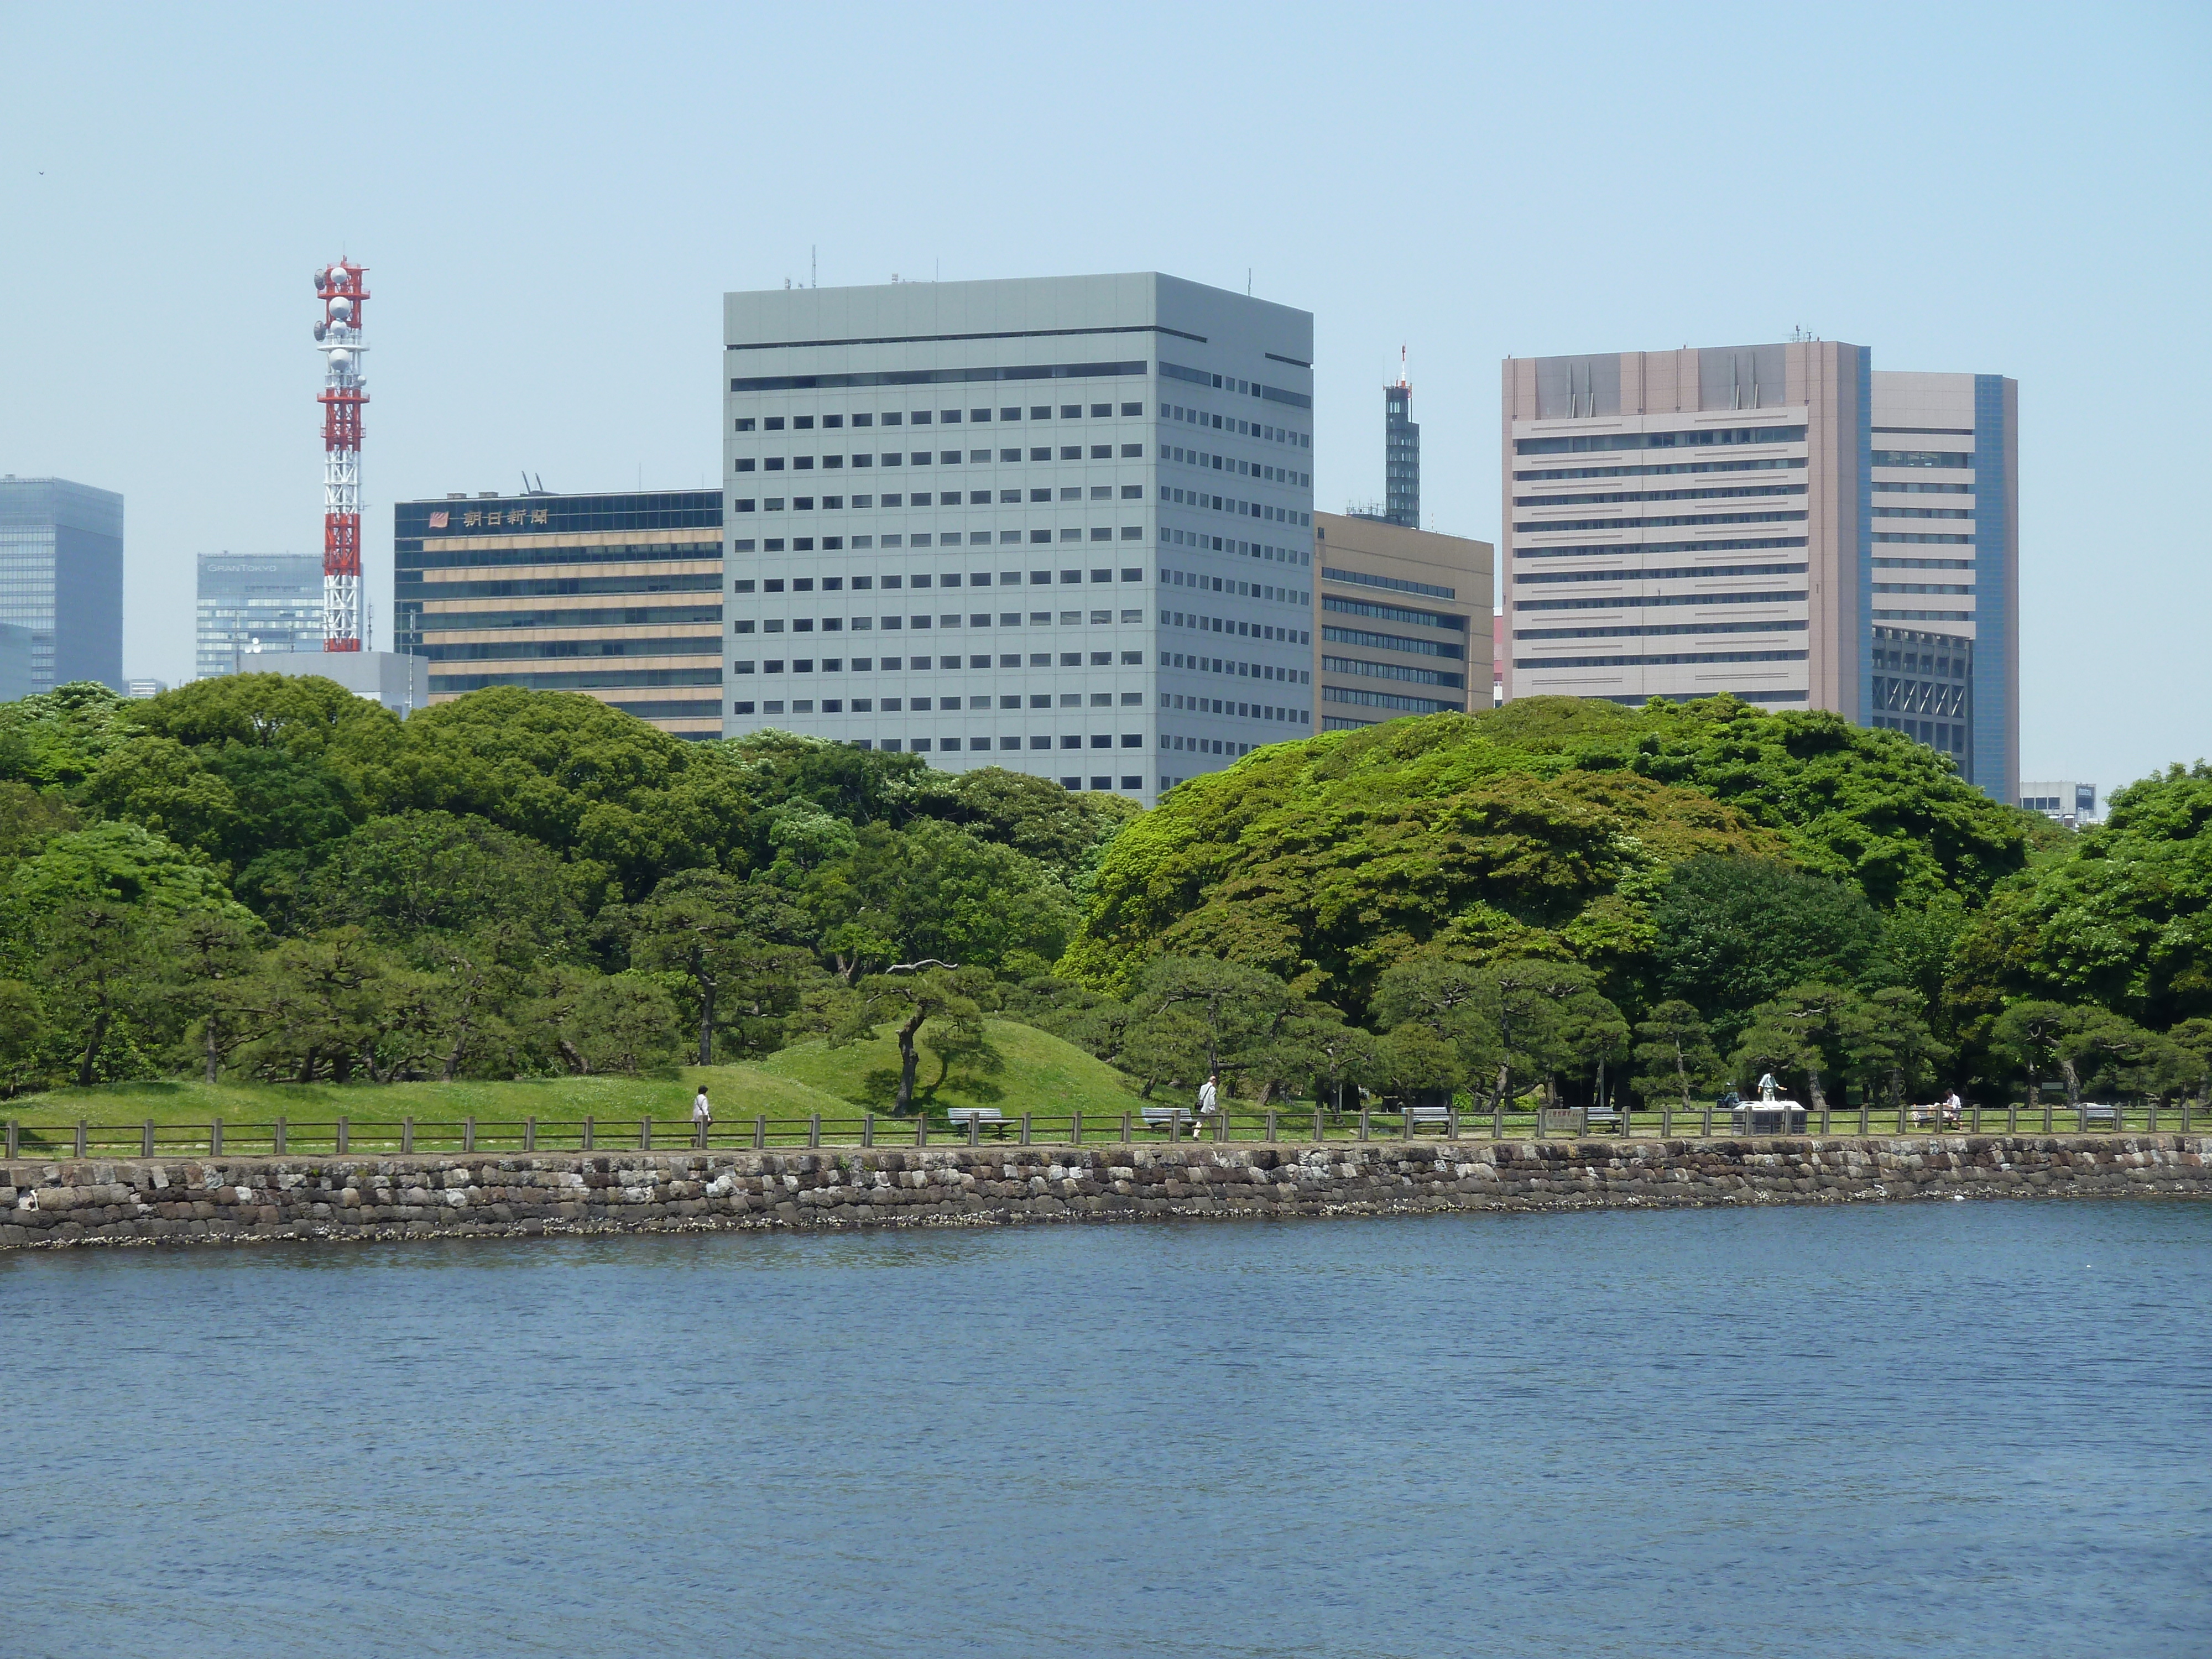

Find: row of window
<box><xmin>1320</xmin><ymin>624</ymin><xmax>1465</xmax><ymax>660</ymax></box>
<box><xmin>1874</xmin><ymin>507</ymin><xmax>1973</xmax><ymax>520</ymax></box>
<box><xmin>1322</xmin><ymin>656</ymin><xmax>1466</xmax><ymax>690</ymax></box>
<box><xmin>1514</xmin><ymin>619</ymin><xmax>1809</xmax><ymax>642</ymax></box>
<box><xmin>735</xmin><ymin>402</ymin><xmax>1144</xmax><ymax>432</ymax></box>
<box><xmin>1514</xmin><ymin>561</ymin><xmax>1808</xmax><ymax>586</ymax></box>
<box><xmin>1162</xmin><ymin>566</ymin><xmax>1307</xmax><ymax>602</ymax></box>
<box><xmin>1877</xmin><ymin>645</ymin><xmax>1968</xmax><ymax>680</ymax></box>
<box><xmin>1161</xmin><ymin>611</ymin><xmax>1308</xmax><ymax>644</ymax></box>
<box><xmin>1872</xmin><ymin>557</ymin><xmax>1974</xmax><ymax>571</ymax></box>
<box><xmin>766</xmin><ymin>692</ymin><xmax>1145</xmax><ymax>711</ymax></box>
<box><xmin>734</xmin><ymin>446</ymin><xmax>1145</xmax><ymax>471</ymax></box>
<box><xmin>732</xmin><ymin>529</ymin><xmax>1148</xmax><ymax>547</ymax></box>
<box><xmin>1160</xmin><ymin>488</ymin><xmax>1310</xmax><ymax>528</ymax></box>
<box><xmin>1321</xmin><ymin>594</ymin><xmax>1465</xmax><ymax>631</ymax></box>
<box><xmin>1511</xmin><ymin>649</ymin><xmax>1809</xmax><ymax>669</ymax></box>
<box><xmin>735</xmin><ymin>610</ymin><xmax>1148</xmax><ymax>634</ymax></box>
<box><xmin>1872</xmin><ymin>608</ymin><xmax>1975</xmax><ymax>622</ymax></box>
<box><xmin>1511</xmin><ymin>589</ymin><xmax>1806</xmax><ymax>613</ymax></box>
<box><xmin>419</xmin><ymin>605</ymin><xmax>724</xmax><ymax>632</ymax></box>
<box><xmin>1512</xmin><ymin>457</ymin><xmax>1802</xmax><ymax>483</ymax></box>
<box><xmin>735</xmin><ymin>490</ymin><xmax>1144</xmax><ymax>509</ymax></box>
<box><xmin>1871</xmin><ymin>450</ymin><xmax>1972</xmax><ymax>468</ymax></box>
<box><xmin>1161</xmin><ymin>403</ymin><xmax>1311</xmax><ymax>448</ymax></box>
<box><xmin>739</xmin><ymin>568</ymin><xmax>1141</xmax><ymax>592</ymax></box>
<box><xmin>1517</xmin><ymin>536</ymin><xmax>1808</xmax><ymax>561</ymax></box>
<box><xmin>1873</xmin><ymin>677</ymin><xmax>1968</xmax><ymax>718</ymax></box>
<box><xmin>416</xmin><ymin>572</ymin><xmax>727</xmax><ymax>599</ymax></box>
<box><xmin>1162</xmin><ymin>445</ymin><xmax>1310</xmax><ymax>487</ymax></box>
<box><xmin>1319</xmin><ymin>565</ymin><xmax>1455</xmax><ymax>602</ymax></box>
<box><xmin>1516</xmin><ymin>510</ymin><xmax>1808</xmax><ymax>534</ymax></box>
<box><xmin>1871</xmin><ymin>716</ymin><xmax>1964</xmax><ymax>754</ymax></box>
<box><xmin>1872</xmin><ymin>582</ymin><xmax>1975</xmax><ymax>596</ymax></box>
<box><xmin>1321</xmin><ymin>685</ymin><xmax>1464</xmax><ymax>717</ymax></box>
<box><xmin>735</xmin><ymin>653</ymin><xmax>1146</xmax><ymax>673</ymax></box>
<box><xmin>1516</xmin><ymin>425</ymin><xmax>1808</xmax><ymax>456</ymax></box>
<box><xmin>1873</xmin><ymin>533</ymin><xmax>1974</xmax><ymax>545</ymax></box>
<box><xmin>1512</xmin><ymin>483</ymin><xmax>1808</xmax><ymax>507</ymax></box>
<box><xmin>1874</xmin><ymin>481</ymin><xmax>1971</xmax><ymax>494</ymax></box>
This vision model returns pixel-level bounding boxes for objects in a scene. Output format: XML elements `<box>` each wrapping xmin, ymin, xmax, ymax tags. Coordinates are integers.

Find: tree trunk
<box><xmin>298</xmin><ymin>1047</ymin><xmax>318</xmax><ymax>1084</ymax></box>
<box><xmin>697</xmin><ymin>971</ymin><xmax>717</xmax><ymax>1068</ymax></box>
<box><xmin>557</xmin><ymin>1037</ymin><xmax>590</xmax><ymax>1076</ymax></box>
<box><xmin>894</xmin><ymin>1009</ymin><xmax>925</xmax><ymax>1114</ymax></box>
<box><xmin>76</xmin><ymin>1008</ymin><xmax>110</xmax><ymax>1087</ymax></box>
<box><xmin>205</xmin><ymin>1020</ymin><xmax>222</xmax><ymax>1086</ymax></box>
<box><xmin>1674</xmin><ymin>1041</ymin><xmax>1691</xmax><ymax>1109</ymax></box>
<box><xmin>2059</xmin><ymin>1058</ymin><xmax>2080</xmax><ymax>1107</ymax></box>
<box><xmin>1807</xmin><ymin>1070</ymin><xmax>1827</xmax><ymax>1115</ymax></box>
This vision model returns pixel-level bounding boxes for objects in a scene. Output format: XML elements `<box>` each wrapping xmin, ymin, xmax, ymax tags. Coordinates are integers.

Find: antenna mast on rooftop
<box><xmin>311</xmin><ymin>258</ymin><xmax>369</xmax><ymax>650</ymax></box>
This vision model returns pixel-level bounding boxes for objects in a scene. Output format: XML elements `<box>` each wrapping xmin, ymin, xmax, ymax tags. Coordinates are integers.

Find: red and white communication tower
<box><xmin>311</xmin><ymin>259</ymin><xmax>368</xmax><ymax>651</ymax></box>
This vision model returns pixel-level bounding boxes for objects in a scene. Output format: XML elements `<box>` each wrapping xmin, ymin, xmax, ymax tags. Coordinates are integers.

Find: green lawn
<box><xmin>2</xmin><ymin>1020</ymin><xmax>1145</xmax><ymax>1156</ymax></box>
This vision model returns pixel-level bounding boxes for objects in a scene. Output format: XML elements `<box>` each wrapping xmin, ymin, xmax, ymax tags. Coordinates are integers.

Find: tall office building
<box><xmin>1385</xmin><ymin>369</ymin><xmax>1420</xmax><ymax>528</ymax></box>
<box><xmin>195</xmin><ymin>553</ymin><xmax>325</xmax><ymax>680</ymax></box>
<box><xmin>0</xmin><ymin>476</ymin><xmax>123</xmax><ymax>693</ymax></box>
<box><xmin>1311</xmin><ymin>514</ymin><xmax>1491</xmax><ymax>727</ymax></box>
<box><xmin>393</xmin><ymin>489</ymin><xmax>724</xmax><ymax>736</ymax></box>
<box><xmin>722</xmin><ymin>274</ymin><xmax>1316</xmax><ymax>804</ymax></box>
<box><xmin>1499</xmin><ymin>343</ymin><xmax>2018</xmax><ymax>803</ymax></box>
<box><xmin>0</xmin><ymin>624</ymin><xmax>30</xmax><ymax>703</ymax></box>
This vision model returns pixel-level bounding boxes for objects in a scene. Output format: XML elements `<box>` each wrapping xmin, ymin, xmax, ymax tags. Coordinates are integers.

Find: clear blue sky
<box><xmin>3</xmin><ymin>2</ymin><xmax>2205</xmax><ymax>795</ymax></box>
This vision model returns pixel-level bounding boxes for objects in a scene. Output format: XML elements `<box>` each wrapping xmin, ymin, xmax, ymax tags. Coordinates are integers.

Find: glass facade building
<box><xmin>195</xmin><ymin>553</ymin><xmax>324</xmax><ymax>680</ymax></box>
<box><xmin>393</xmin><ymin>490</ymin><xmax>723</xmax><ymax>737</ymax></box>
<box><xmin>0</xmin><ymin>476</ymin><xmax>123</xmax><ymax>693</ymax></box>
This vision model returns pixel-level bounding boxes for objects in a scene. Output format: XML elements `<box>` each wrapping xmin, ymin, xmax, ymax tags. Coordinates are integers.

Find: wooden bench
<box><xmin>2080</xmin><ymin>1103</ymin><xmax>2120</xmax><ymax>1129</ymax></box>
<box><xmin>945</xmin><ymin>1107</ymin><xmax>1009</xmax><ymax>1140</ymax></box>
<box><xmin>1583</xmin><ymin>1108</ymin><xmax>1623</xmax><ymax>1134</ymax></box>
<box><xmin>1406</xmin><ymin>1107</ymin><xmax>1452</xmax><ymax>1134</ymax></box>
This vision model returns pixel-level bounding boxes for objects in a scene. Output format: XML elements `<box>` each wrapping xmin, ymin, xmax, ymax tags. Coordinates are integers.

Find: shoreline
<box><xmin>4</xmin><ymin>1133</ymin><xmax>2208</xmax><ymax>1250</ymax></box>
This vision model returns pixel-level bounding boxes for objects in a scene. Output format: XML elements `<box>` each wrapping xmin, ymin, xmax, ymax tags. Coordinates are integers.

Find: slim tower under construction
<box><xmin>1384</xmin><ymin>353</ymin><xmax>1420</xmax><ymax>528</ymax></box>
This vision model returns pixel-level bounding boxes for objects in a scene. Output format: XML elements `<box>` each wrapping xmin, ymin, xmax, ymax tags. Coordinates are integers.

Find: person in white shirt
<box><xmin>1197</xmin><ymin>1074</ymin><xmax>1219</xmax><ymax>1122</ymax></box>
<box><xmin>692</xmin><ymin>1087</ymin><xmax>713</xmax><ymax>1145</ymax></box>
<box><xmin>1756</xmin><ymin>1071</ymin><xmax>1778</xmax><ymax>1103</ymax></box>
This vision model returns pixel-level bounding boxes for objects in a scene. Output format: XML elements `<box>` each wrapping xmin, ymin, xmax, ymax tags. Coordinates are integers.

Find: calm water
<box><xmin>3</xmin><ymin>1202</ymin><xmax>2208</xmax><ymax>1658</ymax></box>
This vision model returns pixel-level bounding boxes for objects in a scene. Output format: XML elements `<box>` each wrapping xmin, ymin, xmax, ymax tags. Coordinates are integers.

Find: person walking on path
<box><xmin>1756</xmin><ymin>1071</ymin><xmax>1778</xmax><ymax>1103</ymax></box>
<box><xmin>1197</xmin><ymin>1072</ymin><xmax>1219</xmax><ymax>1138</ymax></box>
<box><xmin>692</xmin><ymin>1086</ymin><xmax>713</xmax><ymax>1147</ymax></box>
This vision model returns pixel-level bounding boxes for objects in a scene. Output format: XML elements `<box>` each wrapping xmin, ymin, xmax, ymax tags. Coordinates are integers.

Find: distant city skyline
<box><xmin>2</xmin><ymin>4</ymin><xmax>2204</xmax><ymax>795</ymax></box>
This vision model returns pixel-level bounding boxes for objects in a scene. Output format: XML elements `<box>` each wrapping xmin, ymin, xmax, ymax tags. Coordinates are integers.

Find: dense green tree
<box><xmin>0</xmin><ymin>980</ymin><xmax>44</xmax><ymax>1097</ymax></box>
<box><xmin>1630</xmin><ymin>1000</ymin><xmax>1724</xmax><ymax>1110</ymax></box>
<box><xmin>528</xmin><ymin>968</ymin><xmax>682</xmax><ymax>1077</ymax></box>
<box><xmin>619</xmin><ymin>869</ymin><xmax>817</xmax><ymax>1064</ymax></box>
<box><xmin>1651</xmin><ymin>857</ymin><xmax>1886</xmax><ymax>1047</ymax></box>
<box><xmin>40</xmin><ymin>901</ymin><xmax>159</xmax><ymax>1085</ymax></box>
<box><xmin>1126</xmin><ymin>955</ymin><xmax>1297</xmax><ymax>1088</ymax></box>
<box><xmin>295</xmin><ymin>810</ymin><xmax>595</xmax><ymax>950</ymax></box>
<box><xmin>0</xmin><ymin>682</ymin><xmax>135</xmax><ymax>787</ymax></box>
<box><xmin>909</xmin><ymin>767</ymin><xmax>1140</xmax><ymax>890</ymax></box>
<box><xmin>0</xmin><ymin>781</ymin><xmax>80</xmax><ymax>866</ymax></box>
<box><xmin>162</xmin><ymin>909</ymin><xmax>268</xmax><ymax>1083</ymax></box>
<box><xmin>1372</xmin><ymin>958</ymin><xmax>1497</xmax><ymax>1098</ymax></box>
<box><xmin>1990</xmin><ymin>1000</ymin><xmax>2073</xmax><ymax>1109</ymax></box>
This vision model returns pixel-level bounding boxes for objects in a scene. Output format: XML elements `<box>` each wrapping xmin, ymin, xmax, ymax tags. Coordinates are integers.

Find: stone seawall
<box><xmin>4</xmin><ymin>1135</ymin><xmax>2209</xmax><ymax>1250</ymax></box>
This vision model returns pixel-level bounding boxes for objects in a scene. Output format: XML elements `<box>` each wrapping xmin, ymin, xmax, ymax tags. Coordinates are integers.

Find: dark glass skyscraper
<box><xmin>0</xmin><ymin>476</ymin><xmax>123</xmax><ymax>693</ymax></box>
<box><xmin>1384</xmin><ymin>377</ymin><xmax>1419</xmax><ymax>528</ymax></box>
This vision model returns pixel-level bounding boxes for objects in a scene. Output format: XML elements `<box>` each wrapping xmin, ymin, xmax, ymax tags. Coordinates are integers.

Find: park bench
<box><xmin>1583</xmin><ymin>1107</ymin><xmax>1623</xmax><ymax>1134</ymax></box>
<box><xmin>2080</xmin><ymin>1103</ymin><xmax>2120</xmax><ymax>1128</ymax></box>
<box><xmin>1406</xmin><ymin>1107</ymin><xmax>1452</xmax><ymax>1134</ymax></box>
<box><xmin>945</xmin><ymin>1107</ymin><xmax>1009</xmax><ymax>1140</ymax></box>
<box><xmin>1140</xmin><ymin>1105</ymin><xmax>1214</xmax><ymax>1135</ymax></box>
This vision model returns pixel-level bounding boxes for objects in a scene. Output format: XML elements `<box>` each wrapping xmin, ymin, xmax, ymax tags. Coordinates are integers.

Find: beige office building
<box><xmin>393</xmin><ymin>489</ymin><xmax>726</xmax><ymax>738</ymax></box>
<box><xmin>1312</xmin><ymin>513</ymin><xmax>1491</xmax><ymax>726</ymax></box>
<box><xmin>1500</xmin><ymin>342</ymin><xmax>2017</xmax><ymax>802</ymax></box>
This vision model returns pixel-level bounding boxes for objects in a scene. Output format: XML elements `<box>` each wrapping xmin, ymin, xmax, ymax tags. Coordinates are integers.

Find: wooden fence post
<box><xmin>1122</xmin><ymin>1112</ymin><xmax>1133</xmax><ymax>1144</ymax></box>
<box><xmin>913</xmin><ymin>1114</ymin><xmax>925</xmax><ymax>1149</ymax></box>
<box><xmin>1312</xmin><ymin>1107</ymin><xmax>1323</xmax><ymax>1144</ymax></box>
<box><xmin>211</xmin><ymin>1120</ymin><xmax>222</xmax><ymax>1156</ymax></box>
<box><xmin>1662</xmin><ymin>1101</ymin><xmax>1672</xmax><ymax>1139</ymax></box>
<box><xmin>808</xmin><ymin>1114</ymin><xmax>822</xmax><ymax>1150</ymax></box>
<box><xmin>273</xmin><ymin>1117</ymin><xmax>286</xmax><ymax>1156</ymax></box>
<box><xmin>1702</xmin><ymin>1106</ymin><xmax>1713</xmax><ymax>1139</ymax></box>
<box><xmin>1020</xmin><ymin>1113</ymin><xmax>1031</xmax><ymax>1147</ymax></box>
<box><xmin>1071</xmin><ymin>1109</ymin><xmax>1083</xmax><ymax>1146</ymax></box>
<box><xmin>337</xmin><ymin>1117</ymin><xmax>349</xmax><ymax>1155</ymax></box>
<box><xmin>525</xmin><ymin>1117</ymin><xmax>536</xmax><ymax>1153</ymax></box>
<box><xmin>1265</xmin><ymin>1109</ymin><xmax>1276</xmax><ymax>1144</ymax></box>
<box><xmin>639</xmin><ymin>1118</ymin><xmax>651</xmax><ymax>1151</ymax></box>
<box><xmin>1358</xmin><ymin>1108</ymin><xmax>1370</xmax><ymax>1142</ymax></box>
<box><xmin>4</xmin><ymin>1120</ymin><xmax>15</xmax><ymax>1161</ymax></box>
<box><xmin>142</xmin><ymin>1120</ymin><xmax>154</xmax><ymax>1159</ymax></box>
<box><xmin>581</xmin><ymin>1115</ymin><xmax>593</xmax><ymax>1152</ymax></box>
<box><xmin>863</xmin><ymin>1114</ymin><xmax>875</xmax><ymax>1148</ymax></box>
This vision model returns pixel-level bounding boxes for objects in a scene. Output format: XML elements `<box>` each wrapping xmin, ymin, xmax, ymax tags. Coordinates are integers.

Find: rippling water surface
<box><xmin>4</xmin><ymin>1201</ymin><xmax>2209</xmax><ymax>1657</ymax></box>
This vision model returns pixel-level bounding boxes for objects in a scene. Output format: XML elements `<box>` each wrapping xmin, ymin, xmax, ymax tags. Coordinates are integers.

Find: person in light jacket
<box><xmin>692</xmin><ymin>1087</ymin><xmax>713</xmax><ymax>1145</ymax></box>
<box><xmin>1197</xmin><ymin>1073</ymin><xmax>1219</xmax><ymax>1122</ymax></box>
<box><xmin>1757</xmin><ymin>1071</ymin><xmax>1778</xmax><ymax>1103</ymax></box>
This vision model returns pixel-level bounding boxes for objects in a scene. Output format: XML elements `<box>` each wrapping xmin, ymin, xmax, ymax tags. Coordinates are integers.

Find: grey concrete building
<box><xmin>195</xmin><ymin>552</ymin><xmax>325</xmax><ymax>680</ymax></box>
<box><xmin>722</xmin><ymin>274</ymin><xmax>1316</xmax><ymax>805</ymax></box>
<box><xmin>0</xmin><ymin>476</ymin><xmax>123</xmax><ymax>693</ymax></box>
<box><xmin>252</xmin><ymin>650</ymin><xmax>431</xmax><ymax>716</ymax></box>
<box><xmin>1500</xmin><ymin>343</ymin><xmax>2018</xmax><ymax>804</ymax></box>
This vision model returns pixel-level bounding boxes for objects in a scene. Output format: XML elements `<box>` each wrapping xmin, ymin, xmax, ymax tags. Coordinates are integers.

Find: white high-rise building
<box><xmin>721</xmin><ymin>274</ymin><xmax>1317</xmax><ymax>805</ymax></box>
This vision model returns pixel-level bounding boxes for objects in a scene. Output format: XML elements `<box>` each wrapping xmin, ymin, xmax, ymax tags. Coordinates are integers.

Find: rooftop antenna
<box><xmin>311</xmin><ymin>254</ymin><xmax>368</xmax><ymax>652</ymax></box>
